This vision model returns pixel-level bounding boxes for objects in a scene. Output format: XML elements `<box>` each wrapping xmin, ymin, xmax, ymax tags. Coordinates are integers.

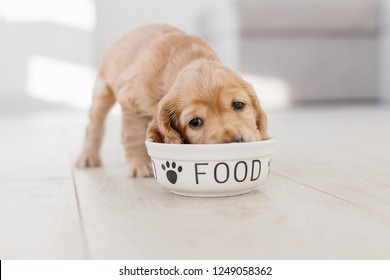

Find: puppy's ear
<box><xmin>248</xmin><ymin>88</ymin><xmax>269</xmax><ymax>140</ymax></box>
<box><xmin>146</xmin><ymin>94</ymin><xmax>183</xmax><ymax>144</ymax></box>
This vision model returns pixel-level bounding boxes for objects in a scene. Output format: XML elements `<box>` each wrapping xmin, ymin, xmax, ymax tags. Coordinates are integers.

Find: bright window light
<box><xmin>0</xmin><ymin>0</ymin><xmax>95</xmax><ymax>30</ymax></box>
<box><xmin>242</xmin><ymin>73</ymin><xmax>291</xmax><ymax>110</ymax></box>
<box><xmin>27</xmin><ymin>55</ymin><xmax>96</xmax><ymax>109</ymax></box>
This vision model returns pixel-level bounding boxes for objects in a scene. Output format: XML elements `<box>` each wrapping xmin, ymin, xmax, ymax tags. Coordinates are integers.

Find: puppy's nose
<box><xmin>222</xmin><ymin>136</ymin><xmax>243</xmax><ymax>143</ymax></box>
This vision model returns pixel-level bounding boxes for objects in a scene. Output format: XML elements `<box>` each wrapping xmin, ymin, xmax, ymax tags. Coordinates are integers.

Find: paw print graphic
<box><xmin>161</xmin><ymin>161</ymin><xmax>182</xmax><ymax>184</ymax></box>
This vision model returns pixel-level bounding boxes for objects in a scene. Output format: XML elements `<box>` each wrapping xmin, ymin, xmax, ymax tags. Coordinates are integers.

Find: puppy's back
<box><xmin>98</xmin><ymin>24</ymin><xmax>183</xmax><ymax>90</ymax></box>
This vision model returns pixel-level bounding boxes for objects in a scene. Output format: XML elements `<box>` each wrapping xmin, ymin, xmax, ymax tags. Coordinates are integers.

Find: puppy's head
<box><xmin>147</xmin><ymin>61</ymin><xmax>268</xmax><ymax>144</ymax></box>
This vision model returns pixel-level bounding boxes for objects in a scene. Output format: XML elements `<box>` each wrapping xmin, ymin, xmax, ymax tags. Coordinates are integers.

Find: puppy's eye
<box><xmin>232</xmin><ymin>101</ymin><xmax>245</xmax><ymax>111</ymax></box>
<box><xmin>189</xmin><ymin>118</ymin><xmax>203</xmax><ymax>128</ymax></box>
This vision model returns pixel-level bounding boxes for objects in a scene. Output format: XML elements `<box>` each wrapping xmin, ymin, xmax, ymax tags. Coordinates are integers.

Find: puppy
<box><xmin>76</xmin><ymin>24</ymin><xmax>269</xmax><ymax>177</ymax></box>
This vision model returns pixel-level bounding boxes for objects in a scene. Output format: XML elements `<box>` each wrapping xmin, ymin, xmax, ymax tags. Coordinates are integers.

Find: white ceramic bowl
<box><xmin>145</xmin><ymin>138</ymin><xmax>275</xmax><ymax>197</ymax></box>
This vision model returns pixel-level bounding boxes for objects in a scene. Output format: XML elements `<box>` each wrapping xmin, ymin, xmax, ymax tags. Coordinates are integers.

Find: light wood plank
<box><xmin>268</xmin><ymin>105</ymin><xmax>390</xmax><ymax>217</ymax></box>
<box><xmin>3</xmin><ymin>104</ymin><xmax>388</xmax><ymax>259</ymax></box>
<box><xmin>68</xmin><ymin>104</ymin><xmax>390</xmax><ymax>259</ymax></box>
<box><xmin>0</xmin><ymin>179</ymin><xmax>85</xmax><ymax>259</ymax></box>
<box><xmin>0</xmin><ymin>111</ymin><xmax>86</xmax><ymax>259</ymax></box>
<box><xmin>0</xmin><ymin>112</ymin><xmax>74</xmax><ymax>180</ymax></box>
<box><xmin>73</xmin><ymin>167</ymin><xmax>390</xmax><ymax>259</ymax></box>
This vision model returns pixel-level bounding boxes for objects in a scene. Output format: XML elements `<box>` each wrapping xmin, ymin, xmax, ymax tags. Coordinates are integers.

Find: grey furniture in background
<box><xmin>201</xmin><ymin>0</ymin><xmax>380</xmax><ymax>102</ymax></box>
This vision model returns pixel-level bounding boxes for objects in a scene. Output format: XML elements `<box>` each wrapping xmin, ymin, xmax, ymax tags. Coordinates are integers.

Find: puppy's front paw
<box><xmin>76</xmin><ymin>151</ymin><xmax>101</xmax><ymax>168</ymax></box>
<box><xmin>128</xmin><ymin>162</ymin><xmax>153</xmax><ymax>178</ymax></box>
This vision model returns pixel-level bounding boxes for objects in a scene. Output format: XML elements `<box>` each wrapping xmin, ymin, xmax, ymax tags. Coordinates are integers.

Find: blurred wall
<box><xmin>0</xmin><ymin>0</ymin><xmax>227</xmax><ymax>108</ymax></box>
<box><xmin>95</xmin><ymin>0</ymin><xmax>227</xmax><ymax>62</ymax></box>
<box><xmin>379</xmin><ymin>0</ymin><xmax>390</xmax><ymax>101</ymax></box>
<box><xmin>0</xmin><ymin>0</ymin><xmax>96</xmax><ymax>107</ymax></box>
<box><xmin>0</xmin><ymin>0</ymin><xmax>388</xmax><ymax>108</ymax></box>
<box><xmin>203</xmin><ymin>0</ymin><xmax>381</xmax><ymax>102</ymax></box>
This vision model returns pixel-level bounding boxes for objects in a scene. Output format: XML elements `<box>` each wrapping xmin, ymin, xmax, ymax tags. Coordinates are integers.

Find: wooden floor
<box><xmin>1</xmin><ymin>103</ymin><xmax>390</xmax><ymax>259</ymax></box>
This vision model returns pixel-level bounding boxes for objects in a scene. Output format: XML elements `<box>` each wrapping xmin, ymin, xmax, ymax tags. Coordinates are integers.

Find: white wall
<box><xmin>0</xmin><ymin>0</ymin><xmax>227</xmax><ymax>107</ymax></box>
<box><xmin>94</xmin><ymin>0</ymin><xmax>227</xmax><ymax>63</ymax></box>
<box><xmin>0</xmin><ymin>0</ymin><xmax>388</xmax><ymax>106</ymax></box>
<box><xmin>0</xmin><ymin>0</ymin><xmax>96</xmax><ymax>107</ymax></box>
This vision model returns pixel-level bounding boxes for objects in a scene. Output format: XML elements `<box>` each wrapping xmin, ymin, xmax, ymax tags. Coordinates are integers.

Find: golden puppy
<box><xmin>76</xmin><ymin>24</ymin><xmax>268</xmax><ymax>177</ymax></box>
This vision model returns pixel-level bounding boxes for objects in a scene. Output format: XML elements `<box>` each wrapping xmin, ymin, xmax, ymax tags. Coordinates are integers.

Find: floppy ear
<box><xmin>146</xmin><ymin>94</ymin><xmax>184</xmax><ymax>144</ymax></box>
<box><xmin>248</xmin><ymin>88</ymin><xmax>269</xmax><ymax>140</ymax></box>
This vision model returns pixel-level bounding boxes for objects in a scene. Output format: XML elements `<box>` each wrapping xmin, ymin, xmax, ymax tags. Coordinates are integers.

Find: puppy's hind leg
<box><xmin>76</xmin><ymin>78</ymin><xmax>115</xmax><ymax>168</ymax></box>
<box><xmin>121</xmin><ymin>108</ymin><xmax>153</xmax><ymax>177</ymax></box>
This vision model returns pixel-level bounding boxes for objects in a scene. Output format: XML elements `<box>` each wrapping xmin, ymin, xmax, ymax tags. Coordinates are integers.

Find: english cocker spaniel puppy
<box><xmin>76</xmin><ymin>24</ymin><xmax>268</xmax><ymax>177</ymax></box>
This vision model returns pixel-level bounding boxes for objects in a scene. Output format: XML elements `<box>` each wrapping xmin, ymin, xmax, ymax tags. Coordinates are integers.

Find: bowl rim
<box><xmin>145</xmin><ymin>137</ymin><xmax>276</xmax><ymax>161</ymax></box>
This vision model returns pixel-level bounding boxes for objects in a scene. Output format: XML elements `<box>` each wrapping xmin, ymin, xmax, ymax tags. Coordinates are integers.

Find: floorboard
<box><xmin>0</xmin><ymin>179</ymin><xmax>85</xmax><ymax>259</ymax></box>
<box><xmin>268</xmin><ymin>105</ymin><xmax>390</xmax><ymax>219</ymax></box>
<box><xmin>1</xmin><ymin>104</ymin><xmax>390</xmax><ymax>259</ymax></box>
<box><xmin>72</xmin><ymin>169</ymin><xmax>390</xmax><ymax>259</ymax></box>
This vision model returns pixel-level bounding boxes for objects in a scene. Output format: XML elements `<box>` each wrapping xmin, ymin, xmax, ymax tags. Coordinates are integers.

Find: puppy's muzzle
<box><xmin>222</xmin><ymin>136</ymin><xmax>243</xmax><ymax>143</ymax></box>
